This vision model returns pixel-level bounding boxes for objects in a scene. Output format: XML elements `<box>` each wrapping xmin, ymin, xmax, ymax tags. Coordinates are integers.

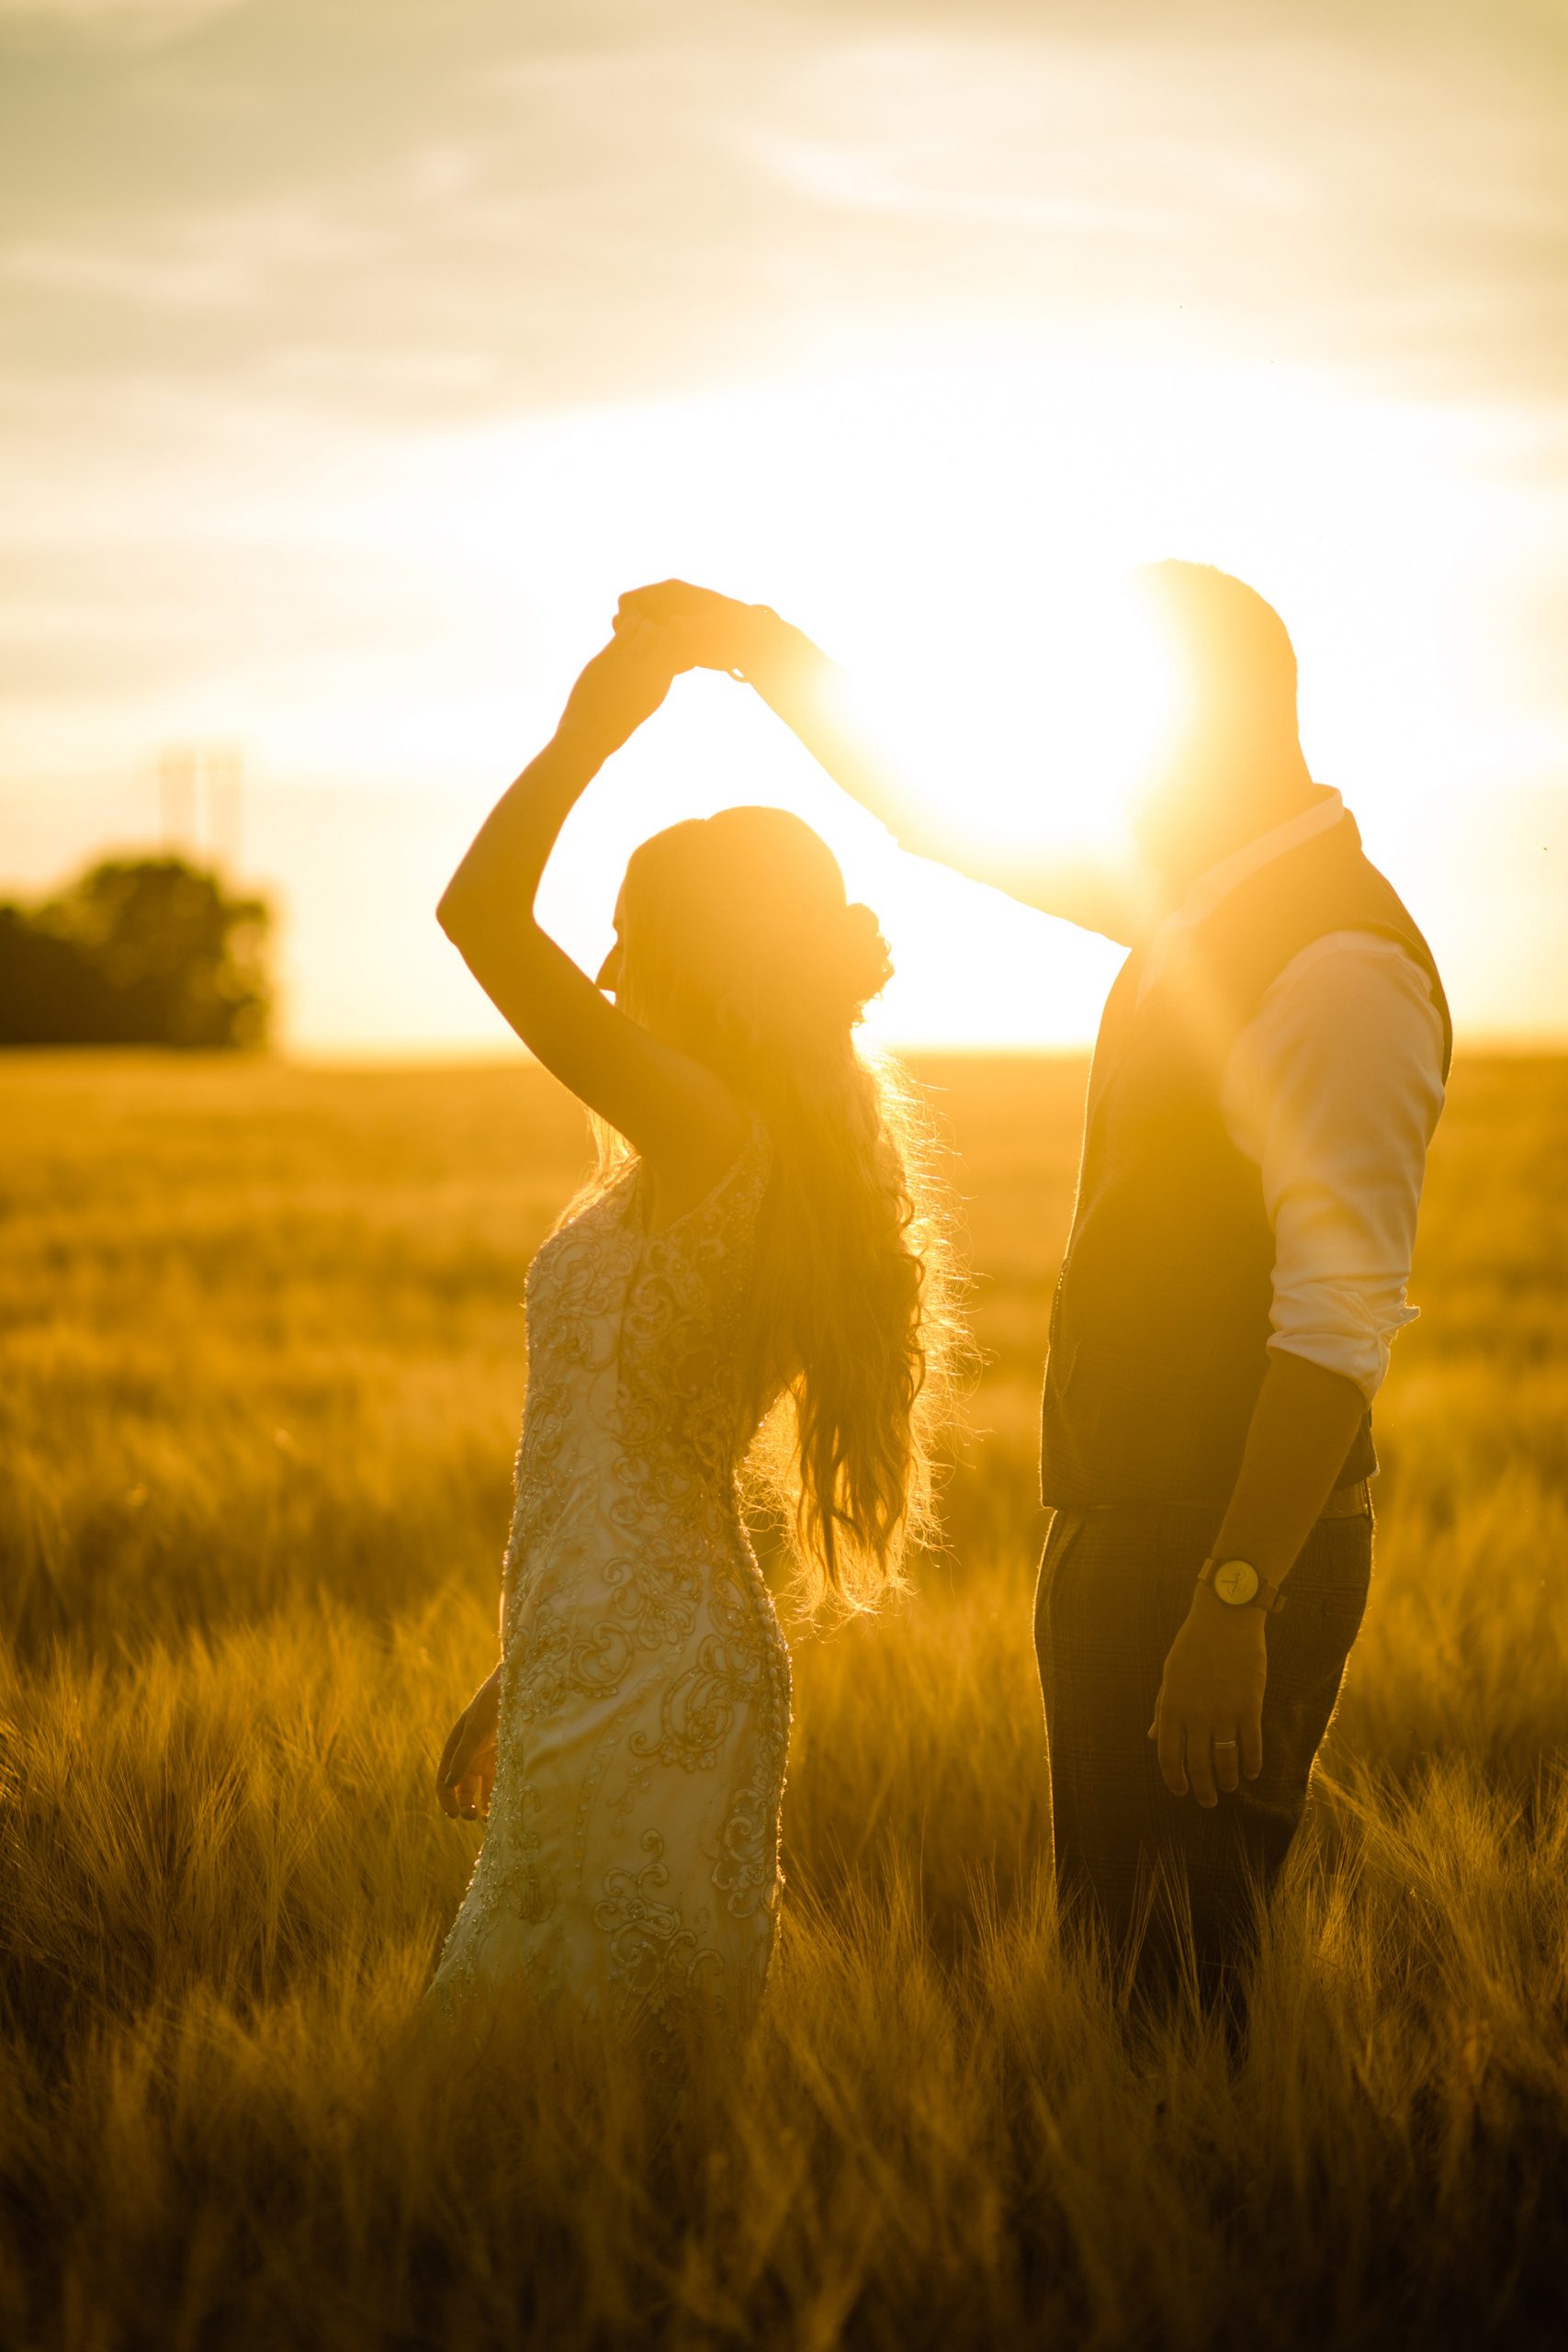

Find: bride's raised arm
<box><xmin>436</xmin><ymin>628</ymin><xmax>747</xmax><ymax>1198</ymax></box>
<box><xmin>616</xmin><ymin>579</ymin><xmax>1142</xmax><ymax>947</ymax></box>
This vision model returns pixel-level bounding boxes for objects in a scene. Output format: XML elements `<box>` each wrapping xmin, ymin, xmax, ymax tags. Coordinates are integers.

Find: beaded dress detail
<box><xmin>429</xmin><ymin>1118</ymin><xmax>790</xmax><ymax>2039</ymax></box>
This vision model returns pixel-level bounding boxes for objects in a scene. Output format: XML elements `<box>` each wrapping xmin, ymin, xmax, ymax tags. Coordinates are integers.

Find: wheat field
<box><xmin>2</xmin><ymin>1049</ymin><xmax>1566</xmax><ymax>2350</ymax></box>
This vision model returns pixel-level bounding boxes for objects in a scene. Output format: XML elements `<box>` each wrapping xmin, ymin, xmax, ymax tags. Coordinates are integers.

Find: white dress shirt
<box><xmin>1135</xmin><ymin>792</ymin><xmax>1447</xmax><ymax>1401</ymax></box>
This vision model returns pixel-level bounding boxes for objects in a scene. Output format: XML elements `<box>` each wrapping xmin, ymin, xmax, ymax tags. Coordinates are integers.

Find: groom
<box><xmin>619</xmin><ymin>563</ymin><xmax>1450</xmax><ymax>2001</ymax></box>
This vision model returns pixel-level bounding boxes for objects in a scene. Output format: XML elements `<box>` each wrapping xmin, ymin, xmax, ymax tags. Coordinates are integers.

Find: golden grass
<box><xmin>2</xmin><ymin>1049</ymin><xmax>1567</xmax><ymax>2347</ymax></box>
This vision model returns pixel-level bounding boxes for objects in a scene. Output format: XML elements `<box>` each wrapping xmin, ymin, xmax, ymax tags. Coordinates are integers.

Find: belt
<box><xmin>1067</xmin><ymin>1477</ymin><xmax>1373</xmax><ymax>1520</ymax></box>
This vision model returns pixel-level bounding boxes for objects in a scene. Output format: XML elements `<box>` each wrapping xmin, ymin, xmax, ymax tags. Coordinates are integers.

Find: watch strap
<box><xmin>1198</xmin><ymin>1557</ymin><xmax>1287</xmax><ymax>1615</ymax></box>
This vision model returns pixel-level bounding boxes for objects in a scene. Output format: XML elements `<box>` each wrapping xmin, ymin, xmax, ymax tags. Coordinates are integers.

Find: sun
<box><xmin>825</xmin><ymin>567</ymin><xmax>1185</xmax><ymax>869</ymax></box>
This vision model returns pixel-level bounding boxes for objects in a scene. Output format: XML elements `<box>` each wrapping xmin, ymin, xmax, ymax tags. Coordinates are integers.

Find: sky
<box><xmin>2</xmin><ymin>0</ymin><xmax>1565</xmax><ymax>1051</ymax></box>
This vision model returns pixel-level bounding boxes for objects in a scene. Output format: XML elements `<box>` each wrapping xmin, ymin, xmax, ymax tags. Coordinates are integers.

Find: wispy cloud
<box><xmin>2</xmin><ymin>197</ymin><xmax>379</xmax><ymax>309</ymax></box>
<box><xmin>4</xmin><ymin>4</ymin><xmax>1565</xmax><ymax>412</ymax></box>
<box><xmin>0</xmin><ymin>0</ymin><xmax>249</xmax><ymax>45</ymax></box>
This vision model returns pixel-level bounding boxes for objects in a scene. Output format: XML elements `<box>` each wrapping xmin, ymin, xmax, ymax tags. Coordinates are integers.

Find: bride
<box><xmin>427</xmin><ymin>616</ymin><xmax>956</xmax><ymax>2042</ymax></box>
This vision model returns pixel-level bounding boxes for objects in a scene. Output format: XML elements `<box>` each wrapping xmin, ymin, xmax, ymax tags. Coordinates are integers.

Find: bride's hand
<box><xmin>613</xmin><ymin>580</ymin><xmax>779</xmax><ymax>678</ymax></box>
<box><xmin>553</xmin><ymin>622</ymin><xmax>682</xmax><ymax>768</ymax></box>
<box><xmin>436</xmin><ymin>1664</ymin><xmax>502</xmax><ymax>1821</ymax></box>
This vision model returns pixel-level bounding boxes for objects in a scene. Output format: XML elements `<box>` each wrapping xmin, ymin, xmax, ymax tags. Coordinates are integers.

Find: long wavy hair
<box><xmin>595</xmin><ymin>804</ymin><xmax>963</xmax><ymax>1611</ymax></box>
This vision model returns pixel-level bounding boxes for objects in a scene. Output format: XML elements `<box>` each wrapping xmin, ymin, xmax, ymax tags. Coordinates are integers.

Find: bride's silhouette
<box><xmin>427</xmin><ymin>626</ymin><xmax>956</xmax><ymax>2041</ymax></box>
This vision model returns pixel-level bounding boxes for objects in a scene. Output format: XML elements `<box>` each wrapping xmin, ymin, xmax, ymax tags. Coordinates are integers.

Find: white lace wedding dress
<box><xmin>429</xmin><ymin>1118</ymin><xmax>791</xmax><ymax>2041</ymax></box>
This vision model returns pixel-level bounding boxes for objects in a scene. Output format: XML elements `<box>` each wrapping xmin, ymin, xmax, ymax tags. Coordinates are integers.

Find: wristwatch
<box><xmin>1197</xmin><ymin>1557</ymin><xmax>1286</xmax><ymax>1615</ymax></box>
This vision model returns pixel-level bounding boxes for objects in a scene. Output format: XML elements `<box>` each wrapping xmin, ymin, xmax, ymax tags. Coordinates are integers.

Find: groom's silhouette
<box><xmin>618</xmin><ymin>562</ymin><xmax>1450</xmax><ymax>2006</ymax></box>
<box><xmin>1028</xmin><ymin>565</ymin><xmax>1450</xmax><ymax>2001</ymax></box>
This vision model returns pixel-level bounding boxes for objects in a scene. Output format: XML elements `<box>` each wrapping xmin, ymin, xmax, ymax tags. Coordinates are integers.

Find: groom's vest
<box><xmin>1038</xmin><ymin>810</ymin><xmax>1452</xmax><ymax>1511</ymax></box>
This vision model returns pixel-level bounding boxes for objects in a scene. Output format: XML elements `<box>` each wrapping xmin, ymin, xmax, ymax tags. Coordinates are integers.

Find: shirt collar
<box><xmin>1156</xmin><ymin>787</ymin><xmax>1346</xmax><ymax>941</ymax></box>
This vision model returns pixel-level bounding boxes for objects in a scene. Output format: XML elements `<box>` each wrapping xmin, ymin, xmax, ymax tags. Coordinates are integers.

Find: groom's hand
<box><xmin>1148</xmin><ymin>1589</ymin><xmax>1267</xmax><ymax>1807</ymax></box>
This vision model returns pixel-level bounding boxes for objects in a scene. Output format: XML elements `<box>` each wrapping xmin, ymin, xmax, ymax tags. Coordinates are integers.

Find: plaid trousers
<box><xmin>1034</xmin><ymin>1487</ymin><xmax>1373</xmax><ymax>1996</ymax></box>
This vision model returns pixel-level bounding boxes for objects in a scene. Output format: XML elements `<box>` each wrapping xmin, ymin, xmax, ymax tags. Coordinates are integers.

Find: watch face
<box><xmin>1213</xmin><ymin>1559</ymin><xmax>1260</xmax><ymax>1606</ymax></box>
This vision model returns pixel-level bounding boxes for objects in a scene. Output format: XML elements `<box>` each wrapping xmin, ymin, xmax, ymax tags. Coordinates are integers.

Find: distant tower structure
<box><xmin>205</xmin><ymin>745</ymin><xmax>244</xmax><ymax>873</ymax></box>
<box><xmin>154</xmin><ymin>743</ymin><xmax>245</xmax><ymax>871</ymax></box>
<box><xmin>158</xmin><ymin>746</ymin><xmax>198</xmax><ymax>850</ymax></box>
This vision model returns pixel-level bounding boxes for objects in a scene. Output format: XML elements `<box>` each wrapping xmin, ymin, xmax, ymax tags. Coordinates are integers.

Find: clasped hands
<box><xmin>549</xmin><ymin>582</ymin><xmax>775</xmax><ymax>770</ymax></box>
<box><xmin>612</xmin><ymin>579</ymin><xmax>777</xmax><ymax>676</ymax></box>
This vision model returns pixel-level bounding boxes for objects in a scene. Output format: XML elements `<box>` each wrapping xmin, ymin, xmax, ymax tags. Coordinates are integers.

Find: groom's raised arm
<box><xmin>615</xmin><ymin>582</ymin><xmax>1143</xmax><ymax>948</ymax></box>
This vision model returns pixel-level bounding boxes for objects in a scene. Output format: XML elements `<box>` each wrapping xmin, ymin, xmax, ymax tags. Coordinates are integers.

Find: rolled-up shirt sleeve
<box><xmin>1223</xmin><ymin>935</ymin><xmax>1448</xmax><ymax>1400</ymax></box>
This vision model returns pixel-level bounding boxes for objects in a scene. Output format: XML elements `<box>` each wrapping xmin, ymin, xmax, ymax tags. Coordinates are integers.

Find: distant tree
<box><xmin>0</xmin><ymin>856</ymin><xmax>274</xmax><ymax>1048</ymax></box>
